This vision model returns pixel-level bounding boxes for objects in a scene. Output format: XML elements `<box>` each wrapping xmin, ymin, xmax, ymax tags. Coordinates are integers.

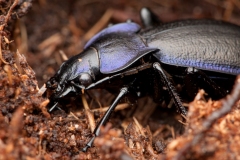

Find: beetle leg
<box><xmin>184</xmin><ymin>67</ymin><xmax>199</xmax><ymax>100</ymax></box>
<box><xmin>48</xmin><ymin>85</ymin><xmax>77</xmax><ymax>112</ymax></box>
<box><xmin>70</xmin><ymin>81</ymin><xmax>85</xmax><ymax>89</ymax></box>
<box><xmin>86</xmin><ymin>63</ymin><xmax>152</xmax><ymax>90</ymax></box>
<box><xmin>140</xmin><ymin>7</ymin><xmax>161</xmax><ymax>28</ymax></box>
<box><xmin>82</xmin><ymin>87</ymin><xmax>128</xmax><ymax>152</ymax></box>
<box><xmin>153</xmin><ymin>62</ymin><xmax>187</xmax><ymax>116</ymax></box>
<box><xmin>185</xmin><ymin>67</ymin><xmax>227</xmax><ymax>99</ymax></box>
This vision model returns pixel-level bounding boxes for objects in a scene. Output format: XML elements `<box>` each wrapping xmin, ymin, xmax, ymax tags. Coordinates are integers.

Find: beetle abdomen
<box><xmin>141</xmin><ymin>20</ymin><xmax>240</xmax><ymax>75</ymax></box>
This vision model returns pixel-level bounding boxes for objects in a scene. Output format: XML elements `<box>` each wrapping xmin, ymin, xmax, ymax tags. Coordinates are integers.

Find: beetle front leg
<box><xmin>153</xmin><ymin>62</ymin><xmax>187</xmax><ymax>116</ymax></box>
<box><xmin>86</xmin><ymin>63</ymin><xmax>152</xmax><ymax>90</ymax></box>
<box><xmin>82</xmin><ymin>87</ymin><xmax>128</xmax><ymax>152</ymax></box>
<box><xmin>48</xmin><ymin>85</ymin><xmax>78</xmax><ymax>112</ymax></box>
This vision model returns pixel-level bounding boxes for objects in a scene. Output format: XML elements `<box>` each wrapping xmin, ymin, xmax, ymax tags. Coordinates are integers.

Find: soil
<box><xmin>0</xmin><ymin>0</ymin><xmax>240</xmax><ymax>159</ymax></box>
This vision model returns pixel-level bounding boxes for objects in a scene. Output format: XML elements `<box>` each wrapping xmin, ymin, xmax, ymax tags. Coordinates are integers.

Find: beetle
<box><xmin>45</xmin><ymin>8</ymin><xmax>240</xmax><ymax>151</ymax></box>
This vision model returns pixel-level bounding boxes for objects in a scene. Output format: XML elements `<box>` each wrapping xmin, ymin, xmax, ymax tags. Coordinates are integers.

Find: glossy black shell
<box><xmin>140</xmin><ymin>20</ymin><xmax>240</xmax><ymax>75</ymax></box>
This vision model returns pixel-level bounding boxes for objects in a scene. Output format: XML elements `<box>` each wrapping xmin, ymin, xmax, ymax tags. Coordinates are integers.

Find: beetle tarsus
<box><xmin>82</xmin><ymin>136</ymin><xmax>95</xmax><ymax>152</ymax></box>
<box><xmin>48</xmin><ymin>102</ymin><xmax>59</xmax><ymax>112</ymax></box>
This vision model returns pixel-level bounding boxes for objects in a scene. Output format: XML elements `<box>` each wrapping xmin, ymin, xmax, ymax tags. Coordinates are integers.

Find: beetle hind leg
<box><xmin>153</xmin><ymin>62</ymin><xmax>187</xmax><ymax>116</ymax></box>
<box><xmin>184</xmin><ymin>67</ymin><xmax>228</xmax><ymax>100</ymax></box>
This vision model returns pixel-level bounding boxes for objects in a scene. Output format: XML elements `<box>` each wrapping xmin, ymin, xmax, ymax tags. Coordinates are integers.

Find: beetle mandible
<box><xmin>45</xmin><ymin>8</ymin><xmax>240</xmax><ymax>151</ymax></box>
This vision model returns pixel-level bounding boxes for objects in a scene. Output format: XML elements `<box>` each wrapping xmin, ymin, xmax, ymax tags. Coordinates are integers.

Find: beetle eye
<box><xmin>79</xmin><ymin>73</ymin><xmax>92</xmax><ymax>87</ymax></box>
<box><xmin>46</xmin><ymin>77</ymin><xmax>58</xmax><ymax>89</ymax></box>
<box><xmin>56</xmin><ymin>86</ymin><xmax>62</xmax><ymax>92</ymax></box>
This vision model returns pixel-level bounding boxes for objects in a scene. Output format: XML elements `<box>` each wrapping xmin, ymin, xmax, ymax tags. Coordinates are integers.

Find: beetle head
<box><xmin>46</xmin><ymin>47</ymin><xmax>100</xmax><ymax>101</ymax></box>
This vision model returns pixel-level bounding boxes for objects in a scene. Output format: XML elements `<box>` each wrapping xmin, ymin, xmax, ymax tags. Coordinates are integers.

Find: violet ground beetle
<box><xmin>45</xmin><ymin>8</ymin><xmax>240</xmax><ymax>151</ymax></box>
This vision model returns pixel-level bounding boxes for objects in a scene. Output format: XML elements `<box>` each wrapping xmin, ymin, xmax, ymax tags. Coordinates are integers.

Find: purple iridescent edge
<box><xmin>84</xmin><ymin>22</ymin><xmax>141</xmax><ymax>49</ymax></box>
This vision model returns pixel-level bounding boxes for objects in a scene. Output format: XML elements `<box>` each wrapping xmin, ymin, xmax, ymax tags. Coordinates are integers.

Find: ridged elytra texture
<box><xmin>141</xmin><ymin>20</ymin><xmax>240</xmax><ymax>75</ymax></box>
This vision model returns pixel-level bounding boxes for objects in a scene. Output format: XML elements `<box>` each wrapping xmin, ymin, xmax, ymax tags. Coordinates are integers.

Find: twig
<box><xmin>152</xmin><ymin>126</ymin><xmax>165</xmax><ymax>137</ymax></box>
<box><xmin>4</xmin><ymin>0</ymin><xmax>19</xmax><ymax>24</ymax></box>
<box><xmin>38</xmin><ymin>84</ymin><xmax>47</xmax><ymax>95</ymax></box>
<box><xmin>0</xmin><ymin>31</ymin><xmax>7</xmax><ymax>64</ymax></box>
<box><xmin>0</xmin><ymin>0</ymin><xmax>19</xmax><ymax>64</ymax></box>
<box><xmin>204</xmin><ymin>0</ymin><xmax>225</xmax><ymax>7</ymax></box>
<box><xmin>70</xmin><ymin>112</ymin><xmax>80</xmax><ymax>121</ymax></box>
<box><xmin>232</xmin><ymin>0</ymin><xmax>240</xmax><ymax>9</ymax></box>
<box><xmin>83</xmin><ymin>9</ymin><xmax>113</xmax><ymax>41</ymax></box>
<box><xmin>91</xmin><ymin>103</ymin><xmax>130</xmax><ymax>112</ymax></box>
<box><xmin>39</xmin><ymin>99</ymin><xmax>51</xmax><ymax>118</ymax></box>
<box><xmin>133</xmin><ymin>117</ymin><xmax>146</xmax><ymax>137</ymax></box>
<box><xmin>173</xmin><ymin>75</ymin><xmax>240</xmax><ymax>160</ymax></box>
<box><xmin>81</xmin><ymin>94</ymin><xmax>95</xmax><ymax>133</ymax></box>
<box><xmin>59</xmin><ymin>50</ymin><xmax>68</xmax><ymax>61</ymax></box>
<box><xmin>178</xmin><ymin>119</ymin><xmax>188</xmax><ymax>126</ymax></box>
<box><xmin>223</xmin><ymin>0</ymin><xmax>234</xmax><ymax>21</ymax></box>
<box><xmin>3</xmin><ymin>65</ymin><xmax>13</xmax><ymax>85</ymax></box>
<box><xmin>170</xmin><ymin>126</ymin><xmax>175</xmax><ymax>139</ymax></box>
